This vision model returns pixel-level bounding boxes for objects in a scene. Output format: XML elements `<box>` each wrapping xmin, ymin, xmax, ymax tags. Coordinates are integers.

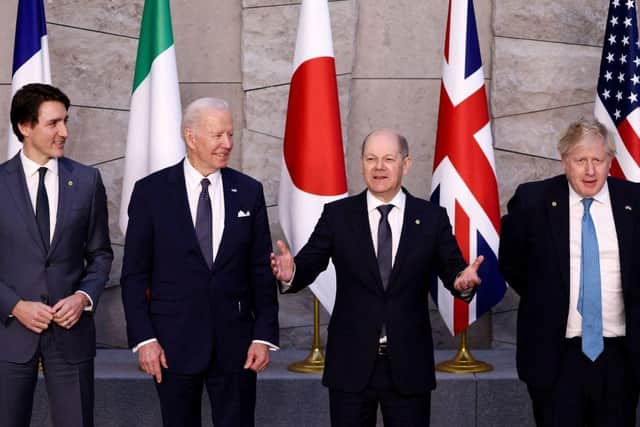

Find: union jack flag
<box><xmin>430</xmin><ymin>0</ymin><xmax>506</xmax><ymax>335</ymax></box>
<box><xmin>595</xmin><ymin>0</ymin><xmax>640</xmax><ymax>180</ymax></box>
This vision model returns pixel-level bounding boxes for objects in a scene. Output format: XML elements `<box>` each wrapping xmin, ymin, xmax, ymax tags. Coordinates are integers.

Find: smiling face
<box><xmin>562</xmin><ymin>134</ymin><xmax>612</xmax><ymax>198</ymax></box>
<box><xmin>361</xmin><ymin>130</ymin><xmax>412</xmax><ymax>202</ymax></box>
<box><xmin>184</xmin><ymin>107</ymin><xmax>234</xmax><ymax>176</ymax></box>
<box><xmin>19</xmin><ymin>100</ymin><xmax>69</xmax><ymax>165</ymax></box>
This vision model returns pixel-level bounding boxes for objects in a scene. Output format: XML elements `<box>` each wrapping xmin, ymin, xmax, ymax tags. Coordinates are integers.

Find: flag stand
<box><xmin>435</xmin><ymin>330</ymin><xmax>492</xmax><ymax>374</ymax></box>
<box><xmin>288</xmin><ymin>296</ymin><xmax>325</xmax><ymax>373</ymax></box>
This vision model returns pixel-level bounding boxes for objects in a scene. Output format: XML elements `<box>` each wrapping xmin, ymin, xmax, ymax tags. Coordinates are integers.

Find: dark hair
<box><xmin>10</xmin><ymin>83</ymin><xmax>70</xmax><ymax>142</ymax></box>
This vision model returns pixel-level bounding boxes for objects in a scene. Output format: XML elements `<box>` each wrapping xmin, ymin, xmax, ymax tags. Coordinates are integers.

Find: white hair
<box><xmin>181</xmin><ymin>97</ymin><xmax>230</xmax><ymax>138</ymax></box>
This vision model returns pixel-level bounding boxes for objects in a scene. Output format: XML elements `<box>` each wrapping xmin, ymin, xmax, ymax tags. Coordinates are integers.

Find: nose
<box><xmin>374</xmin><ymin>158</ymin><xmax>385</xmax><ymax>170</ymax></box>
<box><xmin>57</xmin><ymin>121</ymin><xmax>68</xmax><ymax>138</ymax></box>
<box><xmin>585</xmin><ymin>160</ymin><xmax>595</xmax><ymax>175</ymax></box>
<box><xmin>221</xmin><ymin>133</ymin><xmax>233</xmax><ymax>148</ymax></box>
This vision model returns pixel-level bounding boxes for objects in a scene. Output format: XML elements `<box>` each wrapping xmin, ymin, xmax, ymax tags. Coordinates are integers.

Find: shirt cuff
<box><xmin>252</xmin><ymin>340</ymin><xmax>279</xmax><ymax>351</ymax></box>
<box><xmin>75</xmin><ymin>291</ymin><xmax>94</xmax><ymax>311</ymax></box>
<box><xmin>279</xmin><ymin>265</ymin><xmax>296</xmax><ymax>292</ymax></box>
<box><xmin>132</xmin><ymin>338</ymin><xmax>158</xmax><ymax>353</ymax></box>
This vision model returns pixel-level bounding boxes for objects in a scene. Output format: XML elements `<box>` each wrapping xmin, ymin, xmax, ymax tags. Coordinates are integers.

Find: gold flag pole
<box><xmin>435</xmin><ymin>330</ymin><xmax>492</xmax><ymax>374</ymax></box>
<box><xmin>288</xmin><ymin>296</ymin><xmax>325</xmax><ymax>373</ymax></box>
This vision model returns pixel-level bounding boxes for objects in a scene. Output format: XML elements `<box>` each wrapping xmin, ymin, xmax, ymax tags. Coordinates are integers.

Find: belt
<box><xmin>377</xmin><ymin>342</ymin><xmax>388</xmax><ymax>356</ymax></box>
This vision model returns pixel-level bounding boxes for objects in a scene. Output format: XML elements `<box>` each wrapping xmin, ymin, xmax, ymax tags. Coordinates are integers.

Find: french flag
<box><xmin>8</xmin><ymin>0</ymin><xmax>52</xmax><ymax>158</ymax></box>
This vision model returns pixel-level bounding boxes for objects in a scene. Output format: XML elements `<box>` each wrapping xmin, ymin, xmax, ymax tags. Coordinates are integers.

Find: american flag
<box><xmin>430</xmin><ymin>0</ymin><xmax>506</xmax><ymax>335</ymax></box>
<box><xmin>595</xmin><ymin>0</ymin><xmax>640</xmax><ymax>180</ymax></box>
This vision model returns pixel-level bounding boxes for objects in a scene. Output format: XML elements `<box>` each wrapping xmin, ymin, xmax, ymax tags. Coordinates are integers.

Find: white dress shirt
<box><xmin>366</xmin><ymin>190</ymin><xmax>405</xmax><ymax>266</ymax></box>
<box><xmin>19</xmin><ymin>150</ymin><xmax>93</xmax><ymax>309</ymax></box>
<box><xmin>135</xmin><ymin>157</ymin><xmax>277</xmax><ymax>352</ymax></box>
<box><xmin>565</xmin><ymin>182</ymin><xmax>625</xmax><ymax>338</ymax></box>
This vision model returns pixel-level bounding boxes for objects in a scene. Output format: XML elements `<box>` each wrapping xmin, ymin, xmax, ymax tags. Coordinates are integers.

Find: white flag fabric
<box><xmin>279</xmin><ymin>0</ymin><xmax>348</xmax><ymax>313</ymax></box>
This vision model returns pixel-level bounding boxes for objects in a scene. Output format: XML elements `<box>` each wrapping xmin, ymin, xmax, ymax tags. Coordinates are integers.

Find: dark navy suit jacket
<box><xmin>499</xmin><ymin>175</ymin><xmax>640</xmax><ymax>389</ymax></box>
<box><xmin>121</xmin><ymin>162</ymin><xmax>279</xmax><ymax>374</ymax></box>
<box><xmin>287</xmin><ymin>190</ymin><xmax>468</xmax><ymax>394</ymax></box>
<box><xmin>0</xmin><ymin>154</ymin><xmax>113</xmax><ymax>363</ymax></box>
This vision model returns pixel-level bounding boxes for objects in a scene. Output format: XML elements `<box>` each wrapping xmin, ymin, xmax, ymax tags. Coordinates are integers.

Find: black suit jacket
<box><xmin>121</xmin><ymin>162</ymin><xmax>279</xmax><ymax>374</ymax></box>
<box><xmin>287</xmin><ymin>190</ymin><xmax>468</xmax><ymax>394</ymax></box>
<box><xmin>499</xmin><ymin>175</ymin><xmax>640</xmax><ymax>389</ymax></box>
<box><xmin>0</xmin><ymin>154</ymin><xmax>113</xmax><ymax>363</ymax></box>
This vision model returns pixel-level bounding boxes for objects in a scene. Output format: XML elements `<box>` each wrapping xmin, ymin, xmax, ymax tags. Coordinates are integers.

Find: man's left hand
<box><xmin>244</xmin><ymin>342</ymin><xmax>270</xmax><ymax>373</ymax></box>
<box><xmin>52</xmin><ymin>293</ymin><xmax>89</xmax><ymax>329</ymax></box>
<box><xmin>453</xmin><ymin>255</ymin><xmax>484</xmax><ymax>292</ymax></box>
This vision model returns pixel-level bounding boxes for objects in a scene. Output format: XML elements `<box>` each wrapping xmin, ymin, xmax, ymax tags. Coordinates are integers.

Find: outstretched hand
<box><xmin>453</xmin><ymin>255</ymin><xmax>484</xmax><ymax>292</ymax></box>
<box><xmin>270</xmin><ymin>240</ymin><xmax>294</xmax><ymax>282</ymax></box>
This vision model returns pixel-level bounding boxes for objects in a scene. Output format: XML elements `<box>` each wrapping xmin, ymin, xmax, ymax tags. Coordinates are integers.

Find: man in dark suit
<box><xmin>121</xmin><ymin>97</ymin><xmax>279</xmax><ymax>427</ymax></box>
<box><xmin>0</xmin><ymin>83</ymin><xmax>113</xmax><ymax>427</ymax></box>
<box><xmin>499</xmin><ymin>119</ymin><xmax>640</xmax><ymax>426</ymax></box>
<box><xmin>271</xmin><ymin>129</ymin><xmax>482</xmax><ymax>427</ymax></box>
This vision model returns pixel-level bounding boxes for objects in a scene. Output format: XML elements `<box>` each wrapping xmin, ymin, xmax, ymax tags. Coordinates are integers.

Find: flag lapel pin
<box><xmin>625</xmin><ymin>205</ymin><xmax>632</xmax><ymax>211</ymax></box>
<box><xmin>231</xmin><ymin>188</ymin><xmax>238</xmax><ymax>192</ymax></box>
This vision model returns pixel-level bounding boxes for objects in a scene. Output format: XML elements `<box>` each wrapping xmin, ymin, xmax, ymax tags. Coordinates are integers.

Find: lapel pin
<box><xmin>415</xmin><ymin>219</ymin><xmax>421</xmax><ymax>225</ymax></box>
<box><xmin>67</xmin><ymin>180</ymin><xmax>73</xmax><ymax>187</ymax></box>
<box><xmin>231</xmin><ymin>188</ymin><xmax>238</xmax><ymax>192</ymax></box>
<box><xmin>625</xmin><ymin>205</ymin><xmax>632</xmax><ymax>211</ymax></box>
<box><xmin>551</xmin><ymin>201</ymin><xmax>557</xmax><ymax>207</ymax></box>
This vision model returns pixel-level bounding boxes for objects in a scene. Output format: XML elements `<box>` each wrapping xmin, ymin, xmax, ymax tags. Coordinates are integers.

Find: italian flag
<box><xmin>119</xmin><ymin>0</ymin><xmax>184</xmax><ymax>233</ymax></box>
<box><xmin>279</xmin><ymin>0</ymin><xmax>348</xmax><ymax>313</ymax></box>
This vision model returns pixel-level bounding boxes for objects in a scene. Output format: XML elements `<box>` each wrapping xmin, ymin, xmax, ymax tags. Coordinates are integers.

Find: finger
<box><xmin>160</xmin><ymin>351</ymin><xmax>169</xmax><ymax>369</ymax></box>
<box><xmin>471</xmin><ymin>255</ymin><xmax>485</xmax><ymax>271</ymax></box>
<box><xmin>244</xmin><ymin>353</ymin><xmax>255</xmax><ymax>370</ymax></box>
<box><xmin>276</xmin><ymin>240</ymin><xmax>290</xmax><ymax>256</ymax></box>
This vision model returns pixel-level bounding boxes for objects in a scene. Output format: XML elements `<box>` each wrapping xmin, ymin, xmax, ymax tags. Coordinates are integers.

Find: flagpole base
<box><xmin>436</xmin><ymin>330</ymin><xmax>493</xmax><ymax>374</ymax></box>
<box><xmin>287</xmin><ymin>347</ymin><xmax>325</xmax><ymax>374</ymax></box>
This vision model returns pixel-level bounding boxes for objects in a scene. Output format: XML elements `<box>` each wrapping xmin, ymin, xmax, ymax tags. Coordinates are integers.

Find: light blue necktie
<box><xmin>578</xmin><ymin>198</ymin><xmax>603</xmax><ymax>361</ymax></box>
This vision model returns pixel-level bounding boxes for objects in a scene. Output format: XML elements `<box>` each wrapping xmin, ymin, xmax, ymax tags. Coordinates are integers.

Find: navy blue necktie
<box><xmin>36</xmin><ymin>167</ymin><xmax>50</xmax><ymax>251</ymax></box>
<box><xmin>377</xmin><ymin>205</ymin><xmax>393</xmax><ymax>290</ymax></box>
<box><xmin>578</xmin><ymin>198</ymin><xmax>603</xmax><ymax>361</ymax></box>
<box><xmin>195</xmin><ymin>178</ymin><xmax>213</xmax><ymax>270</ymax></box>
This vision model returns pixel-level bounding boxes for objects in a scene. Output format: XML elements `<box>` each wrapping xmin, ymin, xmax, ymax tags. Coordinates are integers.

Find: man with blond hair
<box><xmin>500</xmin><ymin>119</ymin><xmax>640</xmax><ymax>426</ymax></box>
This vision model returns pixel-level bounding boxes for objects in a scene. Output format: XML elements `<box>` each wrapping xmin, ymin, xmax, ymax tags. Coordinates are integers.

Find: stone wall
<box><xmin>0</xmin><ymin>0</ymin><xmax>611</xmax><ymax>350</ymax></box>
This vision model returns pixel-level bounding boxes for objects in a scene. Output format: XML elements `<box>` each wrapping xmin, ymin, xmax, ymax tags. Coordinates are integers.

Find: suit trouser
<box><xmin>0</xmin><ymin>329</ymin><xmax>94</xmax><ymax>427</ymax></box>
<box><xmin>329</xmin><ymin>353</ymin><xmax>430</xmax><ymax>427</ymax></box>
<box><xmin>155</xmin><ymin>365</ymin><xmax>257</xmax><ymax>427</ymax></box>
<box><xmin>527</xmin><ymin>337</ymin><xmax>638</xmax><ymax>427</ymax></box>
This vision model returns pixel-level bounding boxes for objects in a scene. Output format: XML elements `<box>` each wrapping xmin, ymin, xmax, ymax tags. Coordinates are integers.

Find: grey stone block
<box><xmin>47</xmin><ymin>0</ymin><xmax>143</xmax><ymax>38</ymax></box>
<box><xmin>494</xmin><ymin>0</ymin><xmax>606</xmax><ymax>46</ymax></box>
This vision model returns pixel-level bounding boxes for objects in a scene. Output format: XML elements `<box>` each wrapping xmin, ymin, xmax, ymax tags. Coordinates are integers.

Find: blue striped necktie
<box><xmin>578</xmin><ymin>198</ymin><xmax>603</xmax><ymax>361</ymax></box>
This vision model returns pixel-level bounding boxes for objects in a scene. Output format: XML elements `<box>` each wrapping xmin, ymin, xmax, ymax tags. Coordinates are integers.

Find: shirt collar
<box><xmin>183</xmin><ymin>156</ymin><xmax>221</xmax><ymax>190</ymax></box>
<box><xmin>568</xmin><ymin>180</ymin><xmax>610</xmax><ymax>207</ymax></box>
<box><xmin>366</xmin><ymin>189</ymin><xmax>406</xmax><ymax>213</ymax></box>
<box><xmin>19</xmin><ymin>150</ymin><xmax>59</xmax><ymax>178</ymax></box>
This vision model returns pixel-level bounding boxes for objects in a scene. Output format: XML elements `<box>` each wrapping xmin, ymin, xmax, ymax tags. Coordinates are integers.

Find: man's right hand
<box><xmin>11</xmin><ymin>300</ymin><xmax>54</xmax><ymax>334</ymax></box>
<box><xmin>138</xmin><ymin>340</ymin><xmax>168</xmax><ymax>383</ymax></box>
<box><xmin>270</xmin><ymin>240</ymin><xmax>295</xmax><ymax>282</ymax></box>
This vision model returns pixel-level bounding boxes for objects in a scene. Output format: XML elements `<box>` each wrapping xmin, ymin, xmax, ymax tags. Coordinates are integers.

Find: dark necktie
<box><xmin>377</xmin><ymin>205</ymin><xmax>393</xmax><ymax>290</ymax></box>
<box><xmin>195</xmin><ymin>178</ymin><xmax>213</xmax><ymax>270</ymax></box>
<box><xmin>578</xmin><ymin>198</ymin><xmax>603</xmax><ymax>361</ymax></box>
<box><xmin>36</xmin><ymin>167</ymin><xmax>50</xmax><ymax>251</ymax></box>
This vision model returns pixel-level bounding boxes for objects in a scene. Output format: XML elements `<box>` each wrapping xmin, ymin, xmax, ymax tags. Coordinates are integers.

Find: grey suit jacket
<box><xmin>0</xmin><ymin>154</ymin><xmax>113</xmax><ymax>363</ymax></box>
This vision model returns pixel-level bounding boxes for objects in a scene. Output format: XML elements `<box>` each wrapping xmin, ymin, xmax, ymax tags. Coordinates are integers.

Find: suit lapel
<box><xmin>167</xmin><ymin>161</ymin><xmax>206</xmax><ymax>267</ymax></box>
<box><xmin>349</xmin><ymin>191</ymin><xmax>383</xmax><ymax>292</ymax></box>
<box><xmin>212</xmin><ymin>168</ymin><xmax>235</xmax><ymax>270</ymax></box>
<box><xmin>388</xmin><ymin>192</ymin><xmax>419</xmax><ymax>291</ymax></box>
<box><xmin>546</xmin><ymin>177</ymin><xmax>570</xmax><ymax>295</ymax></box>
<box><xmin>49</xmin><ymin>158</ymin><xmax>74</xmax><ymax>255</ymax></box>
<box><xmin>4</xmin><ymin>154</ymin><xmax>46</xmax><ymax>253</ymax></box>
<box><xmin>608</xmin><ymin>179</ymin><xmax>634</xmax><ymax>293</ymax></box>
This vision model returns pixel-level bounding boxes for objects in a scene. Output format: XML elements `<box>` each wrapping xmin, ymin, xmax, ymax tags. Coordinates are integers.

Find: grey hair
<box><xmin>361</xmin><ymin>129</ymin><xmax>409</xmax><ymax>158</ymax></box>
<box><xmin>181</xmin><ymin>97</ymin><xmax>230</xmax><ymax>137</ymax></box>
<box><xmin>557</xmin><ymin>118</ymin><xmax>616</xmax><ymax>158</ymax></box>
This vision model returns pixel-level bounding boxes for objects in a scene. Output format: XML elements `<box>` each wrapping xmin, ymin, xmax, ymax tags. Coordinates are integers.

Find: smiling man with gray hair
<box><xmin>121</xmin><ymin>97</ymin><xmax>279</xmax><ymax>427</ymax></box>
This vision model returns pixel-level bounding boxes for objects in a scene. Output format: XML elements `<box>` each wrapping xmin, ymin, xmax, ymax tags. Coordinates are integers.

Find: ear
<box><xmin>183</xmin><ymin>127</ymin><xmax>195</xmax><ymax>150</ymax></box>
<box><xmin>17</xmin><ymin>121</ymin><xmax>33</xmax><ymax>139</ymax></box>
<box><xmin>402</xmin><ymin>155</ymin><xmax>413</xmax><ymax>176</ymax></box>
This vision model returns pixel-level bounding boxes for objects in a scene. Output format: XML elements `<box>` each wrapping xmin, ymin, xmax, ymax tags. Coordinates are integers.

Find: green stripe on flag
<box><xmin>132</xmin><ymin>0</ymin><xmax>175</xmax><ymax>92</ymax></box>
